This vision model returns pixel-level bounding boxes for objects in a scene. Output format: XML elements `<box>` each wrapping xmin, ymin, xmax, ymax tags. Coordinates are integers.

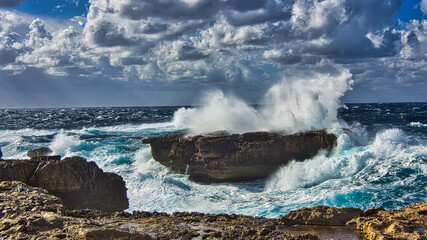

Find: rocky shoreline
<box><xmin>1</xmin><ymin>181</ymin><xmax>426</xmax><ymax>239</ymax></box>
<box><xmin>1</xmin><ymin>149</ymin><xmax>426</xmax><ymax>239</ymax></box>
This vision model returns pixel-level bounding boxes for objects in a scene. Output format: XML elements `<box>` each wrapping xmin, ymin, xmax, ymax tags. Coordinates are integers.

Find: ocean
<box><xmin>0</xmin><ymin>103</ymin><xmax>426</xmax><ymax>218</ymax></box>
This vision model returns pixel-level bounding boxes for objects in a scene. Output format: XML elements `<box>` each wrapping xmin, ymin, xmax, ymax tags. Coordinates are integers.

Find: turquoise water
<box><xmin>0</xmin><ymin>103</ymin><xmax>426</xmax><ymax>218</ymax></box>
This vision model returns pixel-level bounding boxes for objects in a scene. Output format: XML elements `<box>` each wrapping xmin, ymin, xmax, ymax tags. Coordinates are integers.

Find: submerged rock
<box><xmin>0</xmin><ymin>156</ymin><xmax>128</xmax><ymax>212</ymax></box>
<box><xmin>142</xmin><ymin>130</ymin><xmax>337</xmax><ymax>183</ymax></box>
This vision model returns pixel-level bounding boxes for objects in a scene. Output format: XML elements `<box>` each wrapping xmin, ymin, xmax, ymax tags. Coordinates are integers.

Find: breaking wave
<box><xmin>173</xmin><ymin>67</ymin><xmax>352</xmax><ymax>134</ymax></box>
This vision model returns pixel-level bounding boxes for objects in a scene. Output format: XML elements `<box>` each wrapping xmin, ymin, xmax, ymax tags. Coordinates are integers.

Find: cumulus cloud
<box><xmin>0</xmin><ymin>0</ymin><xmax>426</xmax><ymax>106</ymax></box>
<box><xmin>421</xmin><ymin>0</ymin><xmax>427</xmax><ymax>15</ymax></box>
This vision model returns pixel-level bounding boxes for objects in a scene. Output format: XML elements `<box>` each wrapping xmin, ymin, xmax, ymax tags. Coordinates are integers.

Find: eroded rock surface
<box><xmin>348</xmin><ymin>202</ymin><xmax>427</xmax><ymax>240</ymax></box>
<box><xmin>0</xmin><ymin>156</ymin><xmax>128</xmax><ymax>212</ymax></box>
<box><xmin>2</xmin><ymin>180</ymin><xmax>425</xmax><ymax>240</ymax></box>
<box><xmin>0</xmin><ymin>181</ymin><xmax>318</xmax><ymax>240</ymax></box>
<box><xmin>279</xmin><ymin>205</ymin><xmax>363</xmax><ymax>226</ymax></box>
<box><xmin>143</xmin><ymin>130</ymin><xmax>337</xmax><ymax>183</ymax></box>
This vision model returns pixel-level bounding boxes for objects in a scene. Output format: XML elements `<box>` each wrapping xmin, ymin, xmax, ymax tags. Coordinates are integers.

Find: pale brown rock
<box><xmin>348</xmin><ymin>202</ymin><xmax>427</xmax><ymax>240</ymax></box>
<box><xmin>0</xmin><ymin>155</ymin><xmax>128</xmax><ymax>212</ymax></box>
<box><xmin>142</xmin><ymin>130</ymin><xmax>336</xmax><ymax>183</ymax></box>
<box><xmin>0</xmin><ymin>181</ymin><xmax>320</xmax><ymax>240</ymax></box>
<box><xmin>279</xmin><ymin>205</ymin><xmax>363</xmax><ymax>226</ymax></box>
<box><xmin>29</xmin><ymin>156</ymin><xmax>128</xmax><ymax>212</ymax></box>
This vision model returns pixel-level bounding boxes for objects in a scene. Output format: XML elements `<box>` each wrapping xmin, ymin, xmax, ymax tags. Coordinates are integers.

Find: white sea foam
<box><xmin>409</xmin><ymin>122</ymin><xmax>427</xmax><ymax>128</ymax></box>
<box><xmin>265</xmin><ymin>128</ymin><xmax>425</xmax><ymax>193</ymax></box>
<box><xmin>49</xmin><ymin>131</ymin><xmax>82</xmax><ymax>157</ymax></box>
<box><xmin>173</xmin><ymin>66</ymin><xmax>353</xmax><ymax>134</ymax></box>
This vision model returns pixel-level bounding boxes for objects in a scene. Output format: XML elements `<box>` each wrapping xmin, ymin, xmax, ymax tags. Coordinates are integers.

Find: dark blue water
<box><xmin>0</xmin><ymin>103</ymin><xmax>426</xmax><ymax>217</ymax></box>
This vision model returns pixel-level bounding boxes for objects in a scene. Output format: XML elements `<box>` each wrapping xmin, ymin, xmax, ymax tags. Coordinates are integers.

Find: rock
<box><xmin>27</xmin><ymin>147</ymin><xmax>53</xmax><ymax>158</ymax></box>
<box><xmin>0</xmin><ymin>156</ymin><xmax>128</xmax><ymax>212</ymax></box>
<box><xmin>0</xmin><ymin>181</ymin><xmax>64</xmax><ymax>216</ymax></box>
<box><xmin>0</xmin><ymin>159</ymin><xmax>40</xmax><ymax>183</ymax></box>
<box><xmin>2</xmin><ymin>182</ymin><xmax>423</xmax><ymax>240</ymax></box>
<box><xmin>142</xmin><ymin>130</ymin><xmax>336</xmax><ymax>183</ymax></box>
<box><xmin>29</xmin><ymin>157</ymin><xmax>128</xmax><ymax>212</ymax></box>
<box><xmin>82</xmin><ymin>228</ymin><xmax>152</xmax><ymax>240</ymax></box>
<box><xmin>279</xmin><ymin>205</ymin><xmax>363</xmax><ymax>226</ymax></box>
<box><xmin>348</xmin><ymin>202</ymin><xmax>427</xmax><ymax>240</ymax></box>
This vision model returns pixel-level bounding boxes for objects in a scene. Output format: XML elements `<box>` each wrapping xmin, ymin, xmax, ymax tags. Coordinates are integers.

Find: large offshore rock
<box><xmin>0</xmin><ymin>156</ymin><xmax>128</xmax><ymax>212</ymax></box>
<box><xmin>142</xmin><ymin>130</ymin><xmax>337</xmax><ymax>183</ymax></box>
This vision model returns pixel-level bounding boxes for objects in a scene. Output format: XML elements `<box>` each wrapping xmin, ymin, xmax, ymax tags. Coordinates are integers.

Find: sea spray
<box><xmin>49</xmin><ymin>131</ymin><xmax>81</xmax><ymax>157</ymax></box>
<box><xmin>262</xmin><ymin>68</ymin><xmax>352</xmax><ymax>132</ymax></box>
<box><xmin>173</xmin><ymin>66</ymin><xmax>353</xmax><ymax>134</ymax></box>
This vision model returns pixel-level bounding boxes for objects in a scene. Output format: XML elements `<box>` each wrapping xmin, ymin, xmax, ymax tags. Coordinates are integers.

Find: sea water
<box><xmin>0</xmin><ymin>103</ymin><xmax>426</xmax><ymax>218</ymax></box>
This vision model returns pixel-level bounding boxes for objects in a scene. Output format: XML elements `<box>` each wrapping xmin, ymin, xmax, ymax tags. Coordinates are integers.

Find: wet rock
<box><xmin>82</xmin><ymin>228</ymin><xmax>152</xmax><ymax>240</ymax></box>
<box><xmin>279</xmin><ymin>205</ymin><xmax>363</xmax><ymax>226</ymax></box>
<box><xmin>143</xmin><ymin>130</ymin><xmax>336</xmax><ymax>183</ymax></box>
<box><xmin>27</xmin><ymin>147</ymin><xmax>53</xmax><ymax>158</ymax></box>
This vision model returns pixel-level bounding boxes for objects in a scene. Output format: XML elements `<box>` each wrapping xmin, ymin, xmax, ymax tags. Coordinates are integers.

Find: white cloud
<box><xmin>0</xmin><ymin>0</ymin><xmax>426</xmax><ymax>105</ymax></box>
<box><xmin>421</xmin><ymin>0</ymin><xmax>427</xmax><ymax>15</ymax></box>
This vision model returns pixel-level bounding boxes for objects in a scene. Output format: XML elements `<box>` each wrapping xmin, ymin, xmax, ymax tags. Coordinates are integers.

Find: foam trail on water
<box><xmin>174</xmin><ymin>65</ymin><xmax>353</xmax><ymax>134</ymax></box>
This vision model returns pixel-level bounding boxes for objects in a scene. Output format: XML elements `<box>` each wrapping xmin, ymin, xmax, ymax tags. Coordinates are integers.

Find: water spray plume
<box><xmin>174</xmin><ymin>66</ymin><xmax>353</xmax><ymax>134</ymax></box>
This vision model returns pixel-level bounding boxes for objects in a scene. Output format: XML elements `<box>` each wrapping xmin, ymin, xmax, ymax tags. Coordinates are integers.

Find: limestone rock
<box><xmin>27</xmin><ymin>147</ymin><xmax>53</xmax><ymax>158</ymax></box>
<box><xmin>29</xmin><ymin>157</ymin><xmax>129</xmax><ymax>212</ymax></box>
<box><xmin>81</xmin><ymin>228</ymin><xmax>152</xmax><ymax>240</ymax></box>
<box><xmin>279</xmin><ymin>205</ymin><xmax>363</xmax><ymax>226</ymax></box>
<box><xmin>0</xmin><ymin>181</ymin><xmax>63</xmax><ymax>216</ymax></box>
<box><xmin>0</xmin><ymin>155</ymin><xmax>128</xmax><ymax>212</ymax></box>
<box><xmin>0</xmin><ymin>159</ymin><xmax>40</xmax><ymax>183</ymax></box>
<box><xmin>143</xmin><ymin>130</ymin><xmax>337</xmax><ymax>183</ymax></box>
<box><xmin>347</xmin><ymin>202</ymin><xmax>427</xmax><ymax>240</ymax></box>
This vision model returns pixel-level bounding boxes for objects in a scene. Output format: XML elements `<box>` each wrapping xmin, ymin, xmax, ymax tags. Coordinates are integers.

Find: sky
<box><xmin>0</xmin><ymin>0</ymin><xmax>426</xmax><ymax>108</ymax></box>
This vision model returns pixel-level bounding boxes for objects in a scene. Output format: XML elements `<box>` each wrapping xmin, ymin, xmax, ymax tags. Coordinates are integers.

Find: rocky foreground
<box><xmin>1</xmin><ymin>181</ymin><xmax>426</xmax><ymax>240</ymax></box>
<box><xmin>142</xmin><ymin>130</ymin><xmax>336</xmax><ymax>183</ymax></box>
<box><xmin>0</xmin><ymin>153</ymin><xmax>128</xmax><ymax>212</ymax></box>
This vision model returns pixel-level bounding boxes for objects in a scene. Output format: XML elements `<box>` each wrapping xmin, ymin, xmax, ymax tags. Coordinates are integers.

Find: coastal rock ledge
<box><xmin>142</xmin><ymin>130</ymin><xmax>336</xmax><ymax>183</ymax></box>
<box><xmin>0</xmin><ymin>156</ymin><xmax>128</xmax><ymax>212</ymax></box>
